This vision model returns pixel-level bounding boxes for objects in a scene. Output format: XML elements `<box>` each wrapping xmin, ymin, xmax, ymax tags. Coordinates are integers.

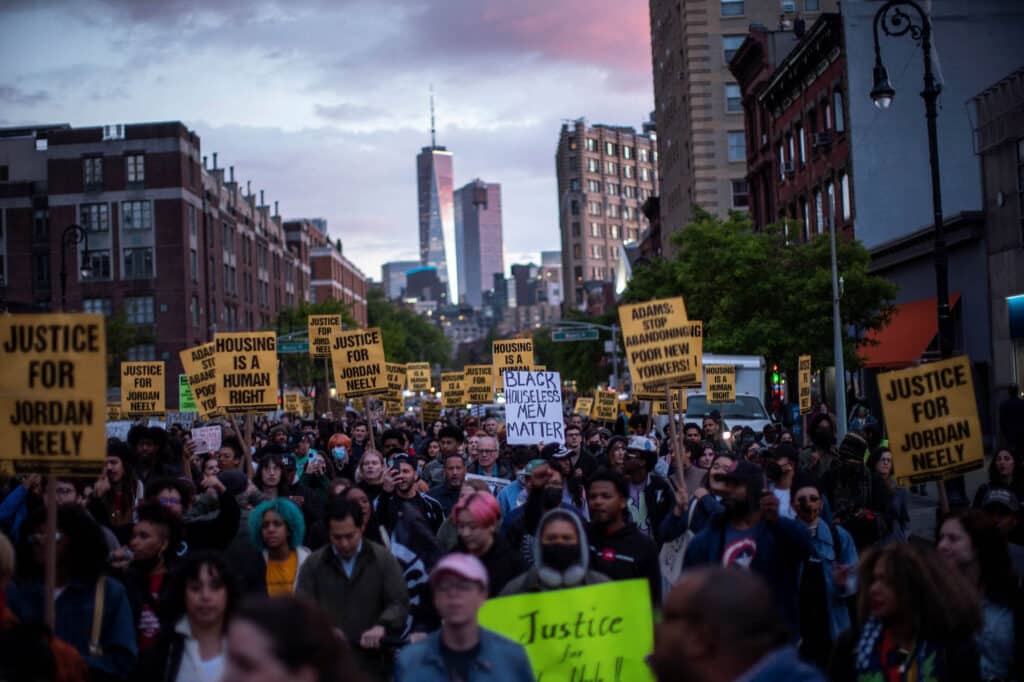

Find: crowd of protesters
<box><xmin>1</xmin><ymin>389</ymin><xmax>1022</xmax><ymax>681</ymax></box>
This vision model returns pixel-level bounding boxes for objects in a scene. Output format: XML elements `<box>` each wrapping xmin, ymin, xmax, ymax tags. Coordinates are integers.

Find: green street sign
<box><xmin>278</xmin><ymin>340</ymin><xmax>310</xmax><ymax>354</ymax></box>
<box><xmin>551</xmin><ymin>328</ymin><xmax>599</xmax><ymax>342</ymax></box>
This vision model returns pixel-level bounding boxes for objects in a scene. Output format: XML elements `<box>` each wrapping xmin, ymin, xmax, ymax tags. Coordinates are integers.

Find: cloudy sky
<box><xmin>0</xmin><ymin>0</ymin><xmax>654</xmax><ymax>283</ymax></box>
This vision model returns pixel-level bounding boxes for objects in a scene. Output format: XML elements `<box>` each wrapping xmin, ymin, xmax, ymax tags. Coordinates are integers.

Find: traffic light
<box><xmin>771</xmin><ymin>364</ymin><xmax>780</xmax><ymax>385</ymax></box>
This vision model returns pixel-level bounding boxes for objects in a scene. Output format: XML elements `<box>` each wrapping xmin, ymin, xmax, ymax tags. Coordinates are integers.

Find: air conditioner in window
<box><xmin>813</xmin><ymin>131</ymin><xmax>832</xmax><ymax>149</ymax></box>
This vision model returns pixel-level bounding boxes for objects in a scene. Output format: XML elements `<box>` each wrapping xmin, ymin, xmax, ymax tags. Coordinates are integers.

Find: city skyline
<box><xmin>0</xmin><ymin>0</ymin><xmax>654</xmax><ymax>282</ymax></box>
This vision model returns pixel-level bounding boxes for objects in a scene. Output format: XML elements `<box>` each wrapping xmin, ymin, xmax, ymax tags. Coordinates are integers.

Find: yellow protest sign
<box><xmin>385</xmin><ymin>363</ymin><xmax>407</xmax><ymax>402</ymax></box>
<box><xmin>179</xmin><ymin>342</ymin><xmax>218</xmax><ymax>418</ymax></box>
<box><xmin>120</xmin><ymin>361</ymin><xmax>166</xmax><ymax>417</ymax></box>
<box><xmin>421</xmin><ymin>400</ymin><xmax>442</xmax><ymax>424</ymax></box>
<box><xmin>618</xmin><ymin>297</ymin><xmax>702</xmax><ymax>388</ymax></box>
<box><xmin>382</xmin><ymin>399</ymin><xmax>403</xmax><ymax>415</ymax></box>
<box><xmin>652</xmin><ymin>391</ymin><xmax>687</xmax><ymax>416</ymax></box>
<box><xmin>877</xmin><ymin>356</ymin><xmax>984</xmax><ymax>485</ymax></box>
<box><xmin>106</xmin><ymin>403</ymin><xmax>121</xmax><ymax>421</ymax></box>
<box><xmin>407</xmin><ymin>362</ymin><xmax>432</xmax><ymax>392</ymax></box>
<box><xmin>592</xmin><ymin>389</ymin><xmax>618</xmax><ymax>422</ymax></box>
<box><xmin>308</xmin><ymin>314</ymin><xmax>341</xmax><ymax>359</ymax></box>
<box><xmin>0</xmin><ymin>313</ymin><xmax>107</xmax><ymax>475</ymax></box>
<box><xmin>465</xmin><ymin>365</ymin><xmax>494</xmax><ymax>405</ymax></box>
<box><xmin>705</xmin><ymin>365</ymin><xmax>735</xmax><ymax>403</ymax></box>
<box><xmin>478</xmin><ymin>579</ymin><xmax>654</xmax><ymax>682</ymax></box>
<box><xmin>493</xmin><ymin>339</ymin><xmax>534</xmax><ymax>391</ymax></box>
<box><xmin>441</xmin><ymin>372</ymin><xmax>466</xmax><ymax>409</ymax></box>
<box><xmin>214</xmin><ymin>332</ymin><xmax>279</xmax><ymax>414</ymax></box>
<box><xmin>283</xmin><ymin>392</ymin><xmax>301</xmax><ymax>414</ymax></box>
<box><xmin>533</xmin><ymin>365</ymin><xmax>546</xmax><ymax>371</ymax></box>
<box><xmin>330</xmin><ymin>327</ymin><xmax>386</xmax><ymax>397</ymax></box>
<box><xmin>573</xmin><ymin>396</ymin><xmax>594</xmax><ymax>417</ymax></box>
<box><xmin>798</xmin><ymin>354</ymin><xmax>812</xmax><ymax>414</ymax></box>
<box><xmin>300</xmin><ymin>396</ymin><xmax>314</xmax><ymax>416</ymax></box>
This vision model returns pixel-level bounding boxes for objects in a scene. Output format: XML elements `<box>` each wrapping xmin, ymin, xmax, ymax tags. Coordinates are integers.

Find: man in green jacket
<box><xmin>296</xmin><ymin>498</ymin><xmax>409</xmax><ymax>680</ymax></box>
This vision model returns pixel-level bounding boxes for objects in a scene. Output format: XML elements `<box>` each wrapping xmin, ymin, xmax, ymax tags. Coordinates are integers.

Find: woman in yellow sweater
<box><xmin>246</xmin><ymin>498</ymin><xmax>310</xmax><ymax>596</ymax></box>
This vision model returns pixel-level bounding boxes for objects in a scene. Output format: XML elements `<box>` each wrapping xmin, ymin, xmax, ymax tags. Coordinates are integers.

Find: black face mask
<box><xmin>542</xmin><ymin>487</ymin><xmax>563</xmax><ymax>509</ymax></box>
<box><xmin>541</xmin><ymin>543</ymin><xmax>579</xmax><ymax>571</ymax></box>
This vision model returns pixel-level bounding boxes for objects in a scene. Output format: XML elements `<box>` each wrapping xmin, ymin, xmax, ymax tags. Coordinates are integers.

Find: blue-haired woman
<box><xmin>246</xmin><ymin>497</ymin><xmax>310</xmax><ymax>596</ymax></box>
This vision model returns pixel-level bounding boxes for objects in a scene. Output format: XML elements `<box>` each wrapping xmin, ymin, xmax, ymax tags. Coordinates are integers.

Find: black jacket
<box><xmin>427</xmin><ymin>484</ymin><xmax>461</xmax><ymax>516</ymax></box>
<box><xmin>454</xmin><ymin>534</ymin><xmax>526</xmax><ymax>597</ymax></box>
<box><xmin>376</xmin><ymin>491</ymin><xmax>445</xmax><ymax>534</ymax></box>
<box><xmin>640</xmin><ymin>475</ymin><xmax>675</xmax><ymax>547</ymax></box>
<box><xmin>587</xmin><ymin>521</ymin><xmax>661</xmax><ymax>604</ymax></box>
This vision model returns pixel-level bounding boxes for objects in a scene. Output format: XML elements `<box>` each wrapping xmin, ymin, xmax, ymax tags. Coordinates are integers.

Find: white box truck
<box><xmin>684</xmin><ymin>354</ymin><xmax>772</xmax><ymax>435</ymax></box>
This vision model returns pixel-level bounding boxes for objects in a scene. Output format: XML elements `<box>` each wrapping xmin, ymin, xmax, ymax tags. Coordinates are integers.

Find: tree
<box><xmin>532</xmin><ymin>310</ymin><xmax>619</xmax><ymax>393</ymax></box>
<box><xmin>366</xmin><ymin>288</ymin><xmax>451</xmax><ymax>367</ymax></box>
<box><xmin>106</xmin><ymin>309</ymin><xmax>155</xmax><ymax>387</ymax></box>
<box><xmin>622</xmin><ymin>209</ymin><xmax>896</xmax><ymax>377</ymax></box>
<box><xmin>272</xmin><ymin>299</ymin><xmax>358</xmax><ymax>396</ymax></box>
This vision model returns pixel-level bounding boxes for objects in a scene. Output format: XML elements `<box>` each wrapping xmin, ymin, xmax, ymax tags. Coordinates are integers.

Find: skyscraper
<box><xmin>454</xmin><ymin>178</ymin><xmax>503</xmax><ymax>307</ymax></box>
<box><xmin>416</xmin><ymin>94</ymin><xmax>455</xmax><ymax>302</ymax></box>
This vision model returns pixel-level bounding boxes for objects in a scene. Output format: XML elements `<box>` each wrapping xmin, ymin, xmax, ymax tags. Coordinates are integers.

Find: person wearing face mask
<box><xmin>765</xmin><ymin>445</ymin><xmax>799</xmax><ymax>521</ymax></box>
<box><xmin>800</xmin><ymin>413</ymin><xmax>838</xmax><ymax>479</ymax></box>
<box><xmin>683</xmin><ymin>460</ymin><xmax>812</xmax><ymax>636</ymax></box>
<box><xmin>502</xmin><ymin>464</ymin><xmax>580</xmax><ymax>565</ymax></box>
<box><xmin>658</xmin><ymin>454</ymin><xmax>731</xmax><ymax>543</ymax></box>
<box><xmin>790</xmin><ymin>476</ymin><xmax>858</xmax><ymax>670</ymax></box>
<box><xmin>501</xmin><ymin>508</ymin><xmax>610</xmax><ymax>595</ymax></box>
<box><xmin>327</xmin><ymin>432</ymin><xmax>356</xmax><ymax>481</ymax></box>
<box><xmin>495</xmin><ymin>448</ymin><xmax>538</xmax><ymax>518</ymax></box>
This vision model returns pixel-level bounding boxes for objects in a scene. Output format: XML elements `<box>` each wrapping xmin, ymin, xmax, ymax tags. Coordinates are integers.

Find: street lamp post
<box><xmin>871</xmin><ymin>0</ymin><xmax>953</xmax><ymax>359</ymax></box>
<box><xmin>871</xmin><ymin>1</ymin><xmax>963</xmax><ymax>508</ymax></box>
<box><xmin>59</xmin><ymin>224</ymin><xmax>91</xmax><ymax>313</ymax></box>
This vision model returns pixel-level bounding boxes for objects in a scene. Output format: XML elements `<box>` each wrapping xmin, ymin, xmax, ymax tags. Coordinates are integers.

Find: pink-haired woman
<box><xmin>451</xmin><ymin>490</ymin><xmax>525</xmax><ymax>596</ymax></box>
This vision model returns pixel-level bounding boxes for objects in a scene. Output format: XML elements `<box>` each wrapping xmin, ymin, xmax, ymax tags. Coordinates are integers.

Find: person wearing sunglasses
<box><xmin>790</xmin><ymin>475</ymin><xmax>858</xmax><ymax>670</ymax></box>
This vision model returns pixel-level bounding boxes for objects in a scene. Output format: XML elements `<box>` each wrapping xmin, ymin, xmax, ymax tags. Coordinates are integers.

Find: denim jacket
<box><xmin>394</xmin><ymin>627</ymin><xmax>535</xmax><ymax>682</ymax></box>
<box><xmin>798</xmin><ymin>521</ymin><xmax>858</xmax><ymax>640</ymax></box>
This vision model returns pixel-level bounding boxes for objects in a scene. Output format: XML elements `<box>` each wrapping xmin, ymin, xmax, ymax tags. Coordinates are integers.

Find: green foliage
<box><xmin>622</xmin><ymin>209</ymin><xmax>896</xmax><ymax>376</ymax></box>
<box><xmin>533</xmin><ymin>310</ymin><xmax>619</xmax><ymax>393</ymax></box>
<box><xmin>366</xmin><ymin>288</ymin><xmax>452</xmax><ymax>366</ymax></box>
<box><xmin>271</xmin><ymin>299</ymin><xmax>358</xmax><ymax>393</ymax></box>
<box><xmin>106</xmin><ymin>309</ymin><xmax>154</xmax><ymax>387</ymax></box>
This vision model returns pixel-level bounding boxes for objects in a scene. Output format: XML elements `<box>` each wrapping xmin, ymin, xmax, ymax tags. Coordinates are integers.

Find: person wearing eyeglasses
<box><xmin>866</xmin><ymin>446</ymin><xmax>910</xmax><ymax>541</ymax></box>
<box><xmin>790</xmin><ymin>475</ymin><xmax>858</xmax><ymax>670</ymax></box>
<box><xmin>466</xmin><ymin>436</ymin><xmax>513</xmax><ymax>481</ymax></box>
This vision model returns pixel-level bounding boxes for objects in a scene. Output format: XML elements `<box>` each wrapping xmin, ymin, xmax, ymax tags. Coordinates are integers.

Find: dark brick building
<box><xmin>0</xmin><ymin>121</ymin><xmax>367</xmax><ymax>405</ymax></box>
<box><xmin>729</xmin><ymin>13</ymin><xmax>854</xmax><ymax>240</ymax></box>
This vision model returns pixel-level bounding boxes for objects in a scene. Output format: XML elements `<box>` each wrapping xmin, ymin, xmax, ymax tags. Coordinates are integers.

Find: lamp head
<box><xmin>870</xmin><ymin>63</ymin><xmax>895</xmax><ymax>110</ymax></box>
<box><xmin>79</xmin><ymin>251</ymin><xmax>93</xmax><ymax>279</ymax></box>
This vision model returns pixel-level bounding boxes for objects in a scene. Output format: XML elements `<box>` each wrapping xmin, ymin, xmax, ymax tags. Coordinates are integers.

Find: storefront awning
<box><xmin>859</xmin><ymin>294</ymin><xmax>960</xmax><ymax>369</ymax></box>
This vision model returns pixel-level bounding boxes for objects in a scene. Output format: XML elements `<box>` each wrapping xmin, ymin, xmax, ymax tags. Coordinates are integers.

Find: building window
<box><xmin>623</xmin><ymin>146</ymin><xmax>633</xmax><ymax>160</ymax></box>
<box><xmin>606</xmin><ymin>183</ymin><xmax>619</xmax><ymax>196</ymax></box>
<box><xmin>83</xmin><ymin>250</ymin><xmax>111</xmax><ymax>281</ymax></box>
<box><xmin>83</xmin><ymin>157</ymin><xmax>102</xmax><ymax>188</ymax></box>
<box><xmin>786</xmin><ymin>133</ymin><xmax>795</xmax><ymax>165</ymax></box>
<box><xmin>814</xmin><ymin>189</ymin><xmax>823</xmax><ymax>233</ymax></box>
<box><xmin>188</xmin><ymin>204</ymin><xmax>197</xmax><ymax>236</ymax></box>
<box><xmin>824</xmin><ymin>100</ymin><xmax>833</xmax><ymax>130</ymax></box>
<box><xmin>721</xmin><ymin>0</ymin><xmax>744</xmax><ymax>16</ymax></box>
<box><xmin>604</xmin><ymin>142</ymin><xmax>617</xmax><ymax>156</ymax></box>
<box><xmin>83</xmin><ymin>298</ymin><xmax>112</xmax><ymax>316</ymax></box>
<box><xmin>568</xmin><ymin>136</ymin><xmax>578</xmax><ymax>151</ymax></box>
<box><xmin>569</xmin><ymin>178</ymin><xmax>581</xmax><ymax>191</ymax></box>
<box><xmin>728</xmin><ymin>131</ymin><xmax>746</xmax><ymax>162</ymax></box>
<box><xmin>585</xmin><ymin>138</ymin><xmax>597</xmax><ymax>152</ymax></box>
<box><xmin>570</xmin><ymin>200</ymin><xmax>580</xmax><ymax>216</ymax></box>
<box><xmin>800</xmin><ymin>198</ymin><xmax>810</xmax><ymax>241</ymax></box>
<box><xmin>33</xmin><ymin>253</ymin><xmax>50</xmax><ymax>287</ymax></box>
<box><xmin>826</xmin><ymin>181</ymin><xmax>836</xmax><ymax>228</ymax></box>
<box><xmin>587</xmin><ymin>179</ymin><xmax>601</xmax><ymax>192</ymax></box>
<box><xmin>623</xmin><ymin>165</ymin><xmax>634</xmax><ymax>179</ymax></box>
<box><xmin>191</xmin><ymin>295</ymin><xmax>201</xmax><ymax>327</ymax></box>
<box><xmin>726</xmin><ymin>84</ymin><xmax>742</xmax><ymax>113</ymax></box>
<box><xmin>778</xmin><ymin>144</ymin><xmax>786</xmax><ymax>181</ymax></box>
<box><xmin>123</xmin><ymin>247</ymin><xmax>154</xmax><ymax>279</ymax></box>
<box><xmin>591</xmin><ymin>222</ymin><xmax>603</xmax><ymax>237</ymax></box>
<box><xmin>586</xmin><ymin>158</ymin><xmax>599</xmax><ymax>172</ymax></box>
<box><xmin>125</xmin><ymin>154</ymin><xmax>145</xmax><ymax>184</ymax></box>
<box><xmin>833</xmin><ymin>90</ymin><xmax>846</xmax><ymax>133</ymax></box>
<box><xmin>624</xmin><ymin>185</ymin><xmax>637</xmax><ymax>199</ymax></box>
<box><xmin>640</xmin><ymin>167</ymin><xmax>651</xmax><ymax>182</ymax></box>
<box><xmin>571</xmin><ymin>221</ymin><xmax>581</xmax><ymax>237</ymax></box>
<box><xmin>588</xmin><ymin>201</ymin><xmax>602</xmax><ymax>216</ymax></box>
<box><xmin>805</xmin><ymin>0</ymin><xmax>820</xmax><ymax>11</ymax></box>
<box><xmin>190</xmin><ymin>248</ymin><xmax>199</xmax><ymax>283</ymax></box>
<box><xmin>573</xmin><ymin>244</ymin><xmax>582</xmax><ymax>259</ymax></box>
<box><xmin>723</xmin><ymin>35</ymin><xmax>746</xmax><ymax>62</ymax></box>
<box><xmin>609</xmin><ymin>224</ymin><xmax>621</xmax><ymax>239</ymax></box>
<box><xmin>125</xmin><ymin>296</ymin><xmax>155</xmax><ymax>324</ymax></box>
<box><xmin>80</xmin><ymin>203</ymin><xmax>109</xmax><ymax>232</ymax></box>
<box><xmin>839</xmin><ymin>172</ymin><xmax>852</xmax><ymax>221</ymax></box>
<box><xmin>782</xmin><ymin>0</ymin><xmax>796</xmax><ymax>12</ymax></box>
<box><xmin>731</xmin><ymin>180</ymin><xmax>749</xmax><ymax>208</ymax></box>
<box><xmin>638</xmin><ymin>148</ymin><xmax>649</xmax><ymax>162</ymax></box>
<box><xmin>607</xmin><ymin>204</ymin><xmax>620</xmax><ymax>218</ymax></box>
<box><xmin>591</xmin><ymin>244</ymin><xmax>604</xmax><ymax>259</ymax></box>
<box><xmin>568</xmin><ymin>156</ymin><xmax>579</xmax><ymax>171</ymax></box>
<box><xmin>127</xmin><ymin>344</ymin><xmax>156</xmax><ymax>361</ymax></box>
<box><xmin>121</xmin><ymin>201</ymin><xmax>152</xmax><ymax>230</ymax></box>
<box><xmin>604</xmin><ymin>161</ymin><xmax>618</xmax><ymax>175</ymax></box>
<box><xmin>622</xmin><ymin>206</ymin><xmax>633</xmax><ymax>220</ymax></box>
<box><xmin>797</xmin><ymin>125</ymin><xmax>806</xmax><ymax>165</ymax></box>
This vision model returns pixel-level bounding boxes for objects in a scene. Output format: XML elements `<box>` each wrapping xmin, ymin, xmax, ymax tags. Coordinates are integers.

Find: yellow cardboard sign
<box><xmin>705</xmin><ymin>365</ymin><xmax>735</xmax><ymax>403</ymax></box>
<box><xmin>0</xmin><ymin>313</ymin><xmax>107</xmax><ymax>475</ymax></box>
<box><xmin>877</xmin><ymin>356</ymin><xmax>984</xmax><ymax>485</ymax></box>
<box><xmin>385</xmin><ymin>363</ymin><xmax>407</xmax><ymax>403</ymax></box>
<box><xmin>283</xmin><ymin>392</ymin><xmax>301</xmax><ymax>414</ymax></box>
<box><xmin>300</xmin><ymin>396</ymin><xmax>314</xmax><ymax>416</ymax></box>
<box><xmin>798</xmin><ymin>354</ymin><xmax>812</xmax><ymax>415</ymax></box>
<box><xmin>592</xmin><ymin>389</ymin><xmax>618</xmax><ymax>422</ymax></box>
<box><xmin>308</xmin><ymin>314</ymin><xmax>341</xmax><ymax>359</ymax></box>
<box><xmin>179</xmin><ymin>342</ymin><xmax>218</xmax><ymax>419</ymax></box>
<box><xmin>330</xmin><ymin>327</ymin><xmax>386</xmax><ymax>397</ymax></box>
<box><xmin>382</xmin><ymin>399</ymin><xmax>403</xmax><ymax>415</ymax></box>
<box><xmin>493</xmin><ymin>339</ymin><xmax>534</xmax><ymax>391</ymax></box>
<box><xmin>441</xmin><ymin>371</ymin><xmax>466</xmax><ymax>409</ymax></box>
<box><xmin>652</xmin><ymin>391</ymin><xmax>687</xmax><ymax>416</ymax></box>
<box><xmin>214</xmin><ymin>332</ymin><xmax>279</xmax><ymax>414</ymax></box>
<box><xmin>106</xmin><ymin>403</ymin><xmax>122</xmax><ymax>421</ymax></box>
<box><xmin>574</xmin><ymin>396</ymin><xmax>594</xmax><ymax>417</ymax></box>
<box><xmin>465</xmin><ymin>365</ymin><xmax>495</xmax><ymax>405</ymax></box>
<box><xmin>478</xmin><ymin>579</ymin><xmax>654</xmax><ymax>682</ymax></box>
<box><xmin>407</xmin><ymin>362</ymin><xmax>432</xmax><ymax>392</ymax></box>
<box><xmin>120</xmin><ymin>361</ymin><xmax>166</xmax><ymax>417</ymax></box>
<box><xmin>421</xmin><ymin>400</ymin><xmax>442</xmax><ymax>424</ymax></box>
<box><xmin>618</xmin><ymin>297</ymin><xmax>702</xmax><ymax>388</ymax></box>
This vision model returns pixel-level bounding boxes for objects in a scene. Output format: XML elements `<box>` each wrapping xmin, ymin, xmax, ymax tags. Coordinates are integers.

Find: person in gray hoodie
<box><xmin>500</xmin><ymin>508</ymin><xmax>609</xmax><ymax>594</ymax></box>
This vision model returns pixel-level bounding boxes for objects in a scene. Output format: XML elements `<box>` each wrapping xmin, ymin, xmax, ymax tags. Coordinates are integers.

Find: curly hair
<box><xmin>248</xmin><ymin>497</ymin><xmax>306</xmax><ymax>551</ymax></box>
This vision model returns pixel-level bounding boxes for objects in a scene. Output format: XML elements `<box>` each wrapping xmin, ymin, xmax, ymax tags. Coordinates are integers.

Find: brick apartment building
<box><xmin>729</xmin><ymin>13</ymin><xmax>854</xmax><ymax>239</ymax></box>
<box><xmin>556</xmin><ymin>118</ymin><xmax>659</xmax><ymax>312</ymax></box>
<box><xmin>0</xmin><ymin>121</ymin><xmax>367</xmax><ymax>405</ymax></box>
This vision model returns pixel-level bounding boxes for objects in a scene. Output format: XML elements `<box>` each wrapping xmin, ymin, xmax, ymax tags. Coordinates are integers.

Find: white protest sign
<box><xmin>465</xmin><ymin>473</ymin><xmax>512</xmax><ymax>496</ymax></box>
<box><xmin>105</xmin><ymin>420</ymin><xmax>132</xmax><ymax>442</ymax></box>
<box><xmin>504</xmin><ymin>370</ymin><xmax>564</xmax><ymax>445</ymax></box>
<box><xmin>191</xmin><ymin>425</ymin><xmax>223</xmax><ymax>455</ymax></box>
